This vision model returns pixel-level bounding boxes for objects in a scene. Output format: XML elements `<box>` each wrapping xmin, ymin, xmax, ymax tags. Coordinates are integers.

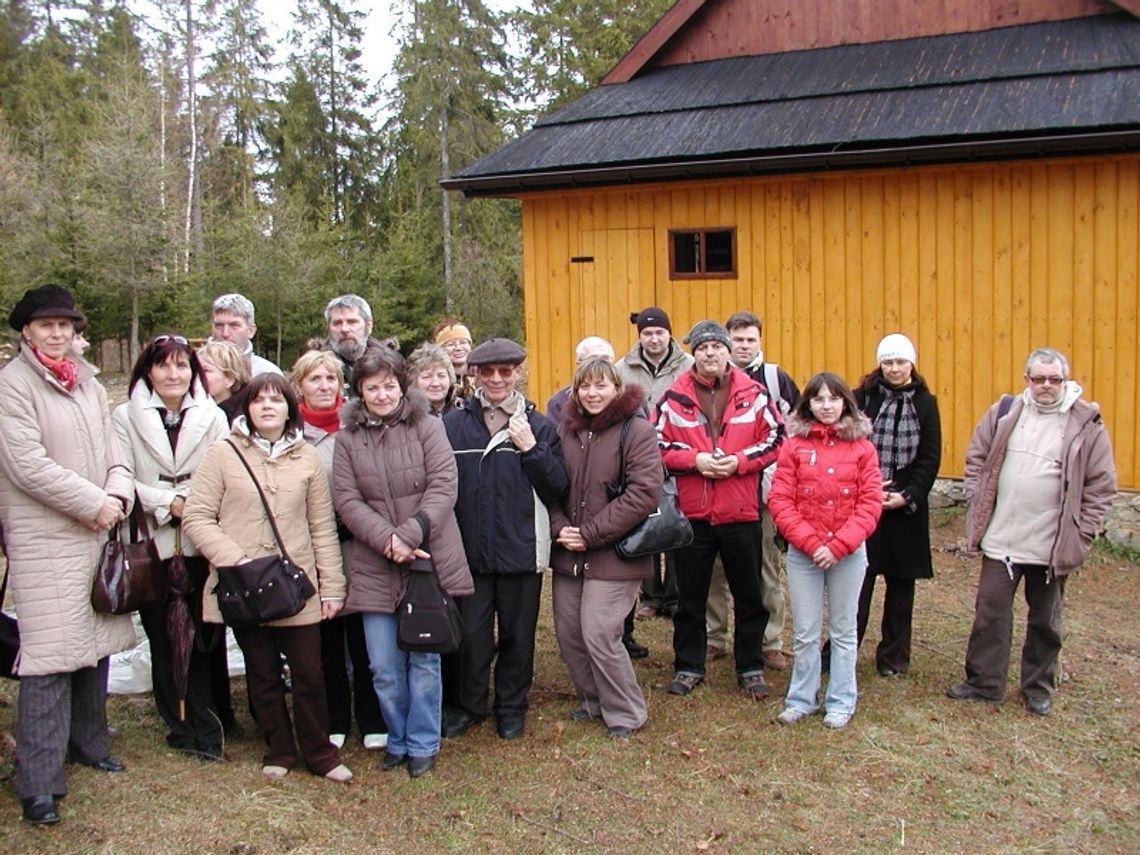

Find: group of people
<box><xmin>0</xmin><ymin>283</ymin><xmax>1117</xmax><ymax>827</ymax></box>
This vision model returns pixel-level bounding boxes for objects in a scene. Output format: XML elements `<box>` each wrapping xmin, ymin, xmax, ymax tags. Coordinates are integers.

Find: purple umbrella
<box><xmin>166</xmin><ymin>528</ymin><xmax>195</xmax><ymax>721</ymax></box>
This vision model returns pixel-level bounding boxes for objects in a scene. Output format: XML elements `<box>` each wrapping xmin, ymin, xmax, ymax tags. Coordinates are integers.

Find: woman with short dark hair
<box><xmin>183</xmin><ymin>373</ymin><xmax>352</xmax><ymax>782</ymax></box>
<box><xmin>113</xmin><ymin>334</ymin><xmax>230</xmax><ymax>760</ymax></box>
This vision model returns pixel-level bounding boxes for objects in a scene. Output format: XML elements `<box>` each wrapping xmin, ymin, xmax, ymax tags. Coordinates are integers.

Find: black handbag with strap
<box><xmin>211</xmin><ymin>440</ymin><xmax>317</xmax><ymax>628</ymax></box>
<box><xmin>608</xmin><ymin>418</ymin><xmax>694</xmax><ymax>560</ymax></box>
<box><xmin>1</xmin><ymin>567</ymin><xmax>19</xmax><ymax>679</ymax></box>
<box><xmin>395</xmin><ymin>520</ymin><xmax>463</xmax><ymax>654</ymax></box>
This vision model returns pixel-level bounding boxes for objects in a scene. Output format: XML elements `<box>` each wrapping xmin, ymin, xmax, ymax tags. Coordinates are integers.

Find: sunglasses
<box><xmin>154</xmin><ymin>334</ymin><xmax>189</xmax><ymax>346</ymax></box>
<box><xmin>1028</xmin><ymin>375</ymin><xmax>1064</xmax><ymax>386</ymax></box>
<box><xmin>477</xmin><ymin>365</ymin><xmax>516</xmax><ymax>379</ymax></box>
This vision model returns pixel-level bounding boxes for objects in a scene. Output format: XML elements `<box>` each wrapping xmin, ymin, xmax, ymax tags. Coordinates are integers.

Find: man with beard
<box><xmin>315</xmin><ymin>295</ymin><xmax>398</xmax><ymax>392</ymax></box>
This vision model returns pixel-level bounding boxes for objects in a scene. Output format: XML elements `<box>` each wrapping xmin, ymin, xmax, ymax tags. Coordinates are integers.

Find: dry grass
<box><xmin>1</xmin><ymin>514</ymin><xmax>1137</xmax><ymax>854</ymax></box>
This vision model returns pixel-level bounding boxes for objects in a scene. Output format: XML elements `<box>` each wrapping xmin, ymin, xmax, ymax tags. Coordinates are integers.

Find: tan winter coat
<box><xmin>0</xmin><ymin>344</ymin><xmax>136</xmax><ymax>675</ymax></box>
<box><xmin>182</xmin><ymin>423</ymin><xmax>346</xmax><ymax>626</ymax></box>
<box><xmin>112</xmin><ymin>382</ymin><xmax>229</xmax><ymax>560</ymax></box>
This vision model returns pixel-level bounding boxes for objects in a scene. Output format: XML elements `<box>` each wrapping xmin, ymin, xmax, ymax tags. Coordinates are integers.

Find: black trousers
<box><xmin>855</xmin><ymin>573</ymin><xmax>917</xmax><ymax>673</ymax></box>
<box><xmin>139</xmin><ymin>558</ymin><xmax>223</xmax><ymax>755</ymax></box>
<box><xmin>672</xmin><ymin>521</ymin><xmax>768</xmax><ymax>677</ymax></box>
<box><xmin>320</xmin><ymin>612</ymin><xmax>386</xmax><ymax>737</ymax></box>
<box><xmin>640</xmin><ymin>552</ymin><xmax>678</xmax><ymax>613</ymax></box>
<box><xmin>456</xmin><ymin>572</ymin><xmax>543</xmax><ymax>719</ymax></box>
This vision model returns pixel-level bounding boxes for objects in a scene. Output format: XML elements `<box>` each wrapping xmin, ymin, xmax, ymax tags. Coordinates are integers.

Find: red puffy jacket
<box><xmin>656</xmin><ymin>366</ymin><xmax>783</xmax><ymax>525</ymax></box>
<box><xmin>768</xmin><ymin>413</ymin><xmax>883</xmax><ymax>560</ymax></box>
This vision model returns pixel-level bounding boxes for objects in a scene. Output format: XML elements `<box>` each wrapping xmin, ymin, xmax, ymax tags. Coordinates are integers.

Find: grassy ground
<box><xmin>1</xmin><ymin>512</ymin><xmax>1137</xmax><ymax>854</ymax></box>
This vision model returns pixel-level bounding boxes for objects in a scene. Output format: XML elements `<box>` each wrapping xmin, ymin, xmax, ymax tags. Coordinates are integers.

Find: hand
<box><xmin>713</xmin><ymin>454</ymin><xmax>739</xmax><ymax>478</ymax></box>
<box><xmin>90</xmin><ymin>496</ymin><xmax>126</xmax><ymax>531</ymax></box>
<box><xmin>507</xmin><ymin>415</ymin><xmax>536</xmax><ymax>452</ymax></box>
<box><xmin>695</xmin><ymin>452</ymin><xmax>721</xmax><ymax>478</ymax></box>
<box><xmin>882</xmin><ymin>491</ymin><xmax>907</xmax><ymax>510</ymax></box>
<box><xmin>169</xmin><ymin>496</ymin><xmax>186</xmax><ymax>520</ymax></box>
<box><xmin>385</xmin><ymin>534</ymin><xmax>417</xmax><ymax>564</ymax></box>
<box><xmin>812</xmin><ymin>545</ymin><xmax>838</xmax><ymax>569</ymax></box>
<box><xmin>556</xmin><ymin>526</ymin><xmax>587</xmax><ymax>552</ymax></box>
<box><xmin>321</xmin><ymin>600</ymin><xmax>343</xmax><ymax>620</ymax></box>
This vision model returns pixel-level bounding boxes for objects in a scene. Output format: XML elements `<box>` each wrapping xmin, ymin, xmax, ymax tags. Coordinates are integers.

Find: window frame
<box><xmin>667</xmin><ymin>227</ymin><xmax>738</xmax><ymax>280</ymax></box>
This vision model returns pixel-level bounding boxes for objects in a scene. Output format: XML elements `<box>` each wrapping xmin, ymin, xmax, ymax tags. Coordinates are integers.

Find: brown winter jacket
<box><xmin>549</xmin><ymin>386</ymin><xmax>664</xmax><ymax>581</ymax></box>
<box><xmin>182</xmin><ymin>423</ymin><xmax>346</xmax><ymax>626</ymax></box>
<box><xmin>963</xmin><ymin>392</ymin><xmax>1117</xmax><ymax>576</ymax></box>
<box><xmin>0</xmin><ymin>344</ymin><xmax>136</xmax><ymax>675</ymax></box>
<box><xmin>332</xmin><ymin>390</ymin><xmax>473</xmax><ymax>614</ymax></box>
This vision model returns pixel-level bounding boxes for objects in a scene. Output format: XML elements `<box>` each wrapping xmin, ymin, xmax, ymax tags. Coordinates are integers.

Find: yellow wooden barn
<box><xmin>445</xmin><ymin>0</ymin><xmax>1140</xmax><ymax>487</ymax></box>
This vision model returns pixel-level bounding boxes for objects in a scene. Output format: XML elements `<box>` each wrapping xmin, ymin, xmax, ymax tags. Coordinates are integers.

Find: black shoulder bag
<box><xmin>212</xmin><ymin>440</ymin><xmax>317</xmax><ymax>628</ymax></box>
<box><xmin>395</xmin><ymin>519</ymin><xmax>463</xmax><ymax>654</ymax></box>
<box><xmin>608</xmin><ymin>419</ymin><xmax>694</xmax><ymax>560</ymax></box>
<box><xmin>1</xmin><ymin>566</ymin><xmax>19</xmax><ymax>679</ymax></box>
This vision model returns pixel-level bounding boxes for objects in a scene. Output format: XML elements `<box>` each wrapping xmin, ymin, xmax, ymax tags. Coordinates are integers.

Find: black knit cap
<box><xmin>9</xmin><ymin>284</ymin><xmax>87</xmax><ymax>331</ymax></box>
<box><xmin>467</xmin><ymin>337</ymin><xmax>526</xmax><ymax>366</ymax></box>
<box><xmin>629</xmin><ymin>306</ymin><xmax>671</xmax><ymax>333</ymax></box>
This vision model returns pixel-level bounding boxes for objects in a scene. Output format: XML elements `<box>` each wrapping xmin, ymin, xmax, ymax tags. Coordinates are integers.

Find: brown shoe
<box><xmin>706</xmin><ymin>645</ymin><xmax>728</xmax><ymax>661</ymax></box>
<box><xmin>763</xmin><ymin>650</ymin><xmax>789</xmax><ymax>671</ymax></box>
<box><xmin>635</xmin><ymin>605</ymin><xmax>658</xmax><ymax>619</ymax></box>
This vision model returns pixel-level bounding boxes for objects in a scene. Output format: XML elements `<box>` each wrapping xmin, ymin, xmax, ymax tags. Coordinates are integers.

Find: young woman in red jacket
<box><xmin>767</xmin><ymin>372</ymin><xmax>882</xmax><ymax>729</ymax></box>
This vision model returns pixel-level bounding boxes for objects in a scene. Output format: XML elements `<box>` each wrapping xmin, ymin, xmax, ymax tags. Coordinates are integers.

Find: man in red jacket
<box><xmin>656</xmin><ymin>320</ymin><xmax>785</xmax><ymax>699</ymax></box>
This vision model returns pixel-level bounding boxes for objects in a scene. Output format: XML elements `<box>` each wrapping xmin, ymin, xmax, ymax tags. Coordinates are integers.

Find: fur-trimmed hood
<box><xmin>559</xmin><ymin>385</ymin><xmax>646</xmax><ymax>435</ymax></box>
<box><xmin>786</xmin><ymin>411</ymin><xmax>873</xmax><ymax>441</ymax></box>
<box><xmin>341</xmin><ymin>386</ymin><xmax>431</xmax><ymax>432</ymax></box>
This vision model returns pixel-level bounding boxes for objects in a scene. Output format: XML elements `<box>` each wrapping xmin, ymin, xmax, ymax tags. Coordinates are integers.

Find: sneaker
<box><xmin>777</xmin><ymin>707</ymin><xmax>809</xmax><ymax>725</ymax></box>
<box><xmin>362</xmin><ymin>733</ymin><xmax>388</xmax><ymax>750</ymax></box>
<box><xmin>666</xmin><ymin>672</ymin><xmax>704</xmax><ymax>696</ymax></box>
<box><xmin>324</xmin><ymin>763</ymin><xmax>353</xmax><ymax>783</ymax></box>
<box><xmin>262</xmin><ymin>765</ymin><xmax>289</xmax><ymax>781</ymax></box>
<box><xmin>569</xmin><ymin>707</ymin><xmax>600</xmax><ymax>722</ymax></box>
<box><xmin>328</xmin><ymin>733</ymin><xmax>346</xmax><ymax>749</ymax></box>
<box><xmin>822</xmin><ymin>711</ymin><xmax>851</xmax><ymax>729</ymax></box>
<box><xmin>738</xmin><ymin>671</ymin><xmax>770</xmax><ymax>699</ymax></box>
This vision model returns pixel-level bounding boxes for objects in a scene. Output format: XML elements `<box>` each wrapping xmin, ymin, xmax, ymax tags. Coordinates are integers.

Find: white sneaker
<box><xmin>262</xmin><ymin>765</ymin><xmax>289</xmax><ymax>780</ymax></box>
<box><xmin>777</xmin><ymin>707</ymin><xmax>808</xmax><ymax>725</ymax></box>
<box><xmin>363</xmin><ymin>733</ymin><xmax>388</xmax><ymax>750</ymax></box>
<box><xmin>328</xmin><ymin>733</ymin><xmax>346</xmax><ymax>748</ymax></box>
<box><xmin>324</xmin><ymin>763</ymin><xmax>353</xmax><ymax>783</ymax></box>
<box><xmin>822</xmin><ymin>711</ymin><xmax>851</xmax><ymax>730</ymax></box>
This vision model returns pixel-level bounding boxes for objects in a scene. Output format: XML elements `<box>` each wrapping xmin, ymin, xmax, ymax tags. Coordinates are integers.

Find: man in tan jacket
<box><xmin>947</xmin><ymin>347</ymin><xmax>1117</xmax><ymax>717</ymax></box>
<box><xmin>0</xmin><ymin>285</ymin><xmax>135</xmax><ymax>825</ymax></box>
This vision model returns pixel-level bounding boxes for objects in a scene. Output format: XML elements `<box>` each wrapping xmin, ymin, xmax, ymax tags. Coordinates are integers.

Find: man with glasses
<box><xmin>947</xmin><ymin>347</ymin><xmax>1116</xmax><ymax>716</ymax></box>
<box><xmin>442</xmin><ymin>338</ymin><xmax>568</xmax><ymax>741</ymax></box>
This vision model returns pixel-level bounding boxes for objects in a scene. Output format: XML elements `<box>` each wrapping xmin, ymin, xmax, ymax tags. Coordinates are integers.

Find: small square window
<box><xmin>669</xmin><ymin>228</ymin><xmax>737</xmax><ymax>279</ymax></box>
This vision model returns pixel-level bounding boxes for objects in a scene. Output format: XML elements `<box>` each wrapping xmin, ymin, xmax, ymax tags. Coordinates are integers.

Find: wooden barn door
<box><xmin>572</xmin><ymin>228</ymin><xmax>657</xmax><ymax>359</ymax></box>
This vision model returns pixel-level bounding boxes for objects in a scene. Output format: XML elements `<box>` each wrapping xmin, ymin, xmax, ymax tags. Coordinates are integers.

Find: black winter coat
<box><xmin>857</xmin><ymin>379</ymin><xmax>941</xmax><ymax>579</ymax></box>
<box><xmin>443</xmin><ymin>395</ymin><xmax>568</xmax><ymax>575</ymax></box>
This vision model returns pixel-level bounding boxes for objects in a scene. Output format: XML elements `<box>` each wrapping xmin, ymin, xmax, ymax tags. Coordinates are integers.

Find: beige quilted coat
<box><xmin>181</xmin><ymin>424</ymin><xmax>346</xmax><ymax>626</ymax></box>
<box><xmin>0</xmin><ymin>345</ymin><xmax>136</xmax><ymax>676</ymax></box>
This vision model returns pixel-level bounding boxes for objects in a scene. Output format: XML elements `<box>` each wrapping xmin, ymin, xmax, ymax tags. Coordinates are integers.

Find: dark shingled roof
<box><xmin>445</xmin><ymin>14</ymin><xmax>1140</xmax><ymax>195</ymax></box>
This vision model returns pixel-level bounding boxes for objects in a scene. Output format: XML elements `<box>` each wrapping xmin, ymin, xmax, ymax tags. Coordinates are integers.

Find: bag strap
<box><xmin>127</xmin><ymin>493</ymin><xmax>152</xmax><ymax>543</ymax></box>
<box><xmin>613</xmin><ymin>418</ymin><xmax>632</xmax><ymax>493</ymax></box>
<box><xmin>223</xmin><ymin>439</ymin><xmax>291</xmax><ymax>559</ymax></box>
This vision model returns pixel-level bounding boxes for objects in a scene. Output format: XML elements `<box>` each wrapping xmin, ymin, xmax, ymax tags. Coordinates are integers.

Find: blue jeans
<box><xmin>785</xmin><ymin>545</ymin><xmax>866</xmax><ymax>716</ymax></box>
<box><xmin>361</xmin><ymin>613</ymin><xmax>442</xmax><ymax>759</ymax></box>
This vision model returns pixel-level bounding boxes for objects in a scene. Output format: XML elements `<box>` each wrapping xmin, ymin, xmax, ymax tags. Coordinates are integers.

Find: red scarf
<box><xmin>30</xmin><ymin>344</ymin><xmax>79</xmax><ymax>392</ymax></box>
<box><xmin>300</xmin><ymin>397</ymin><xmax>343</xmax><ymax>434</ymax></box>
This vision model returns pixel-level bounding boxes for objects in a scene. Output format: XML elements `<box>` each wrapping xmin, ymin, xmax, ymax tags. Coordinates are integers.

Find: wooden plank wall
<box><xmin>651</xmin><ymin>0</ymin><xmax>1117</xmax><ymax>66</ymax></box>
<box><xmin>521</xmin><ymin>154</ymin><xmax>1140</xmax><ymax>487</ymax></box>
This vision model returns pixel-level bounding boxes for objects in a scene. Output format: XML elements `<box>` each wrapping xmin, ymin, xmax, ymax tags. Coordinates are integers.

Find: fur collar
<box><xmin>786</xmin><ymin>411</ymin><xmax>873</xmax><ymax>441</ymax></box>
<box><xmin>342</xmin><ymin>387</ymin><xmax>430</xmax><ymax>432</ymax></box>
<box><xmin>560</xmin><ymin>385</ymin><xmax>646</xmax><ymax>434</ymax></box>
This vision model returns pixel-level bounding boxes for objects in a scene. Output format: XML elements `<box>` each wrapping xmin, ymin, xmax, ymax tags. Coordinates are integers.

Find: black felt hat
<box><xmin>9</xmin><ymin>284</ymin><xmax>87</xmax><ymax>331</ymax></box>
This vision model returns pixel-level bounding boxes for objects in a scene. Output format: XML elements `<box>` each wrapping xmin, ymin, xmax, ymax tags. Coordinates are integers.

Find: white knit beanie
<box><xmin>876</xmin><ymin>333</ymin><xmax>917</xmax><ymax>365</ymax></box>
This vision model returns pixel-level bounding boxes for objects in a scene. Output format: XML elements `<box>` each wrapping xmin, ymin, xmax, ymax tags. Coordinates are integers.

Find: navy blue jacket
<box><xmin>443</xmin><ymin>396</ymin><xmax>568</xmax><ymax>575</ymax></box>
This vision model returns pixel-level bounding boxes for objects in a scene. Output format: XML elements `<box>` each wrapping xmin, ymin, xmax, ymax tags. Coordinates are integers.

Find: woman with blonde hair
<box><xmin>406</xmin><ymin>342</ymin><xmax>457</xmax><ymax>416</ymax></box>
<box><xmin>291</xmin><ymin>350</ymin><xmax>387</xmax><ymax>751</ymax></box>
<box><xmin>198</xmin><ymin>340</ymin><xmax>252</xmax><ymax>424</ymax></box>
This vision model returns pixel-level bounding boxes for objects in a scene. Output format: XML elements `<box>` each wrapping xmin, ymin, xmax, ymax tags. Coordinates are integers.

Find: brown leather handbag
<box><xmin>92</xmin><ymin>499</ymin><xmax>167</xmax><ymax>614</ymax></box>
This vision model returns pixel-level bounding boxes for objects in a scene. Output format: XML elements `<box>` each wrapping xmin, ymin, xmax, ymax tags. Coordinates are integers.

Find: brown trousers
<box><xmin>962</xmin><ymin>556</ymin><xmax>1066</xmax><ymax>701</ymax></box>
<box><xmin>233</xmin><ymin>623</ymin><xmax>341</xmax><ymax>775</ymax></box>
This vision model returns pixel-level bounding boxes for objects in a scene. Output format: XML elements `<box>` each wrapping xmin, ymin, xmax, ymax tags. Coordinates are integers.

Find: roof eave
<box><xmin>441</xmin><ymin>130</ymin><xmax>1140</xmax><ymax>197</ymax></box>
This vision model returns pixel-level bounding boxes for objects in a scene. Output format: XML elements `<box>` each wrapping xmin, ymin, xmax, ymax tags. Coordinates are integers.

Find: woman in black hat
<box><xmin>0</xmin><ymin>285</ymin><xmax>134</xmax><ymax>825</ymax></box>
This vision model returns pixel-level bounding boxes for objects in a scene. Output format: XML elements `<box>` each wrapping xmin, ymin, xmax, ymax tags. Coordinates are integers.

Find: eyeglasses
<box><xmin>441</xmin><ymin>339</ymin><xmax>471</xmax><ymax>351</ymax></box>
<box><xmin>477</xmin><ymin>365</ymin><xmax>516</xmax><ymax>379</ymax></box>
<box><xmin>1028</xmin><ymin>375</ymin><xmax>1065</xmax><ymax>386</ymax></box>
<box><xmin>154</xmin><ymin>334</ymin><xmax>189</xmax><ymax>346</ymax></box>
